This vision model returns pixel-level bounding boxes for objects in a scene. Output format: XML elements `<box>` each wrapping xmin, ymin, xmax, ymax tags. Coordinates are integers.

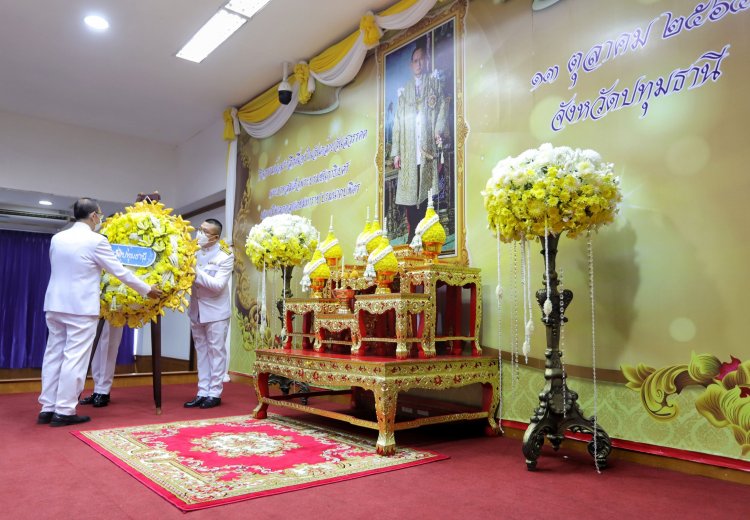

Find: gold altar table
<box><xmin>252</xmin><ymin>349</ymin><xmax>501</xmax><ymax>455</ymax></box>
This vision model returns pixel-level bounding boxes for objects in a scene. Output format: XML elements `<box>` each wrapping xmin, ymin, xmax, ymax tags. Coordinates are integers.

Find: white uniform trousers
<box><xmin>91</xmin><ymin>324</ymin><xmax>124</xmax><ymax>395</ymax></box>
<box><xmin>39</xmin><ymin>311</ymin><xmax>99</xmax><ymax>415</ymax></box>
<box><xmin>190</xmin><ymin>319</ymin><xmax>229</xmax><ymax>399</ymax></box>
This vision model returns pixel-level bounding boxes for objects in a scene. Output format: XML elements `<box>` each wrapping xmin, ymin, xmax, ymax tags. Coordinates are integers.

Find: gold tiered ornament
<box><xmin>410</xmin><ymin>189</ymin><xmax>446</xmax><ymax>263</ymax></box>
<box><xmin>353</xmin><ymin>207</ymin><xmax>372</xmax><ymax>263</ymax></box>
<box><xmin>300</xmin><ymin>249</ymin><xmax>330</xmax><ymax>298</ymax></box>
<box><xmin>320</xmin><ymin>216</ymin><xmax>343</xmax><ymax>268</ymax></box>
<box><xmin>364</xmin><ymin>218</ymin><xmax>398</xmax><ymax>294</ymax></box>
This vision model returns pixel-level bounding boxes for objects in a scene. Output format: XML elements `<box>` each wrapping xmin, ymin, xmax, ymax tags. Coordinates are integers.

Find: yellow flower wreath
<box><xmin>99</xmin><ymin>201</ymin><xmax>199</xmax><ymax>327</ymax></box>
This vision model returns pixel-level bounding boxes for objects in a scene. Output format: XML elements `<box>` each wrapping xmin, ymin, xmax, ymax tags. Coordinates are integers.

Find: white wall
<box><xmin>0</xmin><ymin>109</ymin><xmax>178</xmax><ymax>204</ymax></box>
<box><xmin>0</xmin><ymin>108</ymin><xmax>231</xmax><ymax>365</ymax></box>
<box><xmin>175</xmin><ymin>117</ymin><xmax>228</xmax><ymax>209</ymax></box>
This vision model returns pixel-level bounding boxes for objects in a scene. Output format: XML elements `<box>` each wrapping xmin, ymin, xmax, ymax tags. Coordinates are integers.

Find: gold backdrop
<box><xmin>230</xmin><ymin>0</ymin><xmax>750</xmax><ymax>461</ymax></box>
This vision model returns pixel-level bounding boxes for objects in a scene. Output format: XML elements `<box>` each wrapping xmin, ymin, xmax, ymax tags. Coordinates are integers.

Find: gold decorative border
<box><xmin>375</xmin><ymin>0</ymin><xmax>469</xmax><ymax>265</ymax></box>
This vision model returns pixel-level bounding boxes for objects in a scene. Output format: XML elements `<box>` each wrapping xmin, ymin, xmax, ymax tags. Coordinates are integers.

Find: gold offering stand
<box><xmin>400</xmin><ymin>263</ymin><xmax>483</xmax><ymax>356</ymax></box>
<box><xmin>283</xmin><ymin>298</ymin><xmax>339</xmax><ymax>350</ymax></box>
<box><xmin>354</xmin><ymin>293</ymin><xmax>433</xmax><ymax>359</ymax></box>
<box><xmin>253</xmin><ymin>249</ymin><xmax>497</xmax><ymax>454</ymax></box>
<box><xmin>313</xmin><ymin>313</ymin><xmax>359</xmax><ymax>354</ymax></box>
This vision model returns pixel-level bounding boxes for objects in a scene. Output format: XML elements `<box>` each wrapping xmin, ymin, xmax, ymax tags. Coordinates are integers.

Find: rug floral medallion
<box><xmin>74</xmin><ymin>414</ymin><xmax>447</xmax><ymax>511</ymax></box>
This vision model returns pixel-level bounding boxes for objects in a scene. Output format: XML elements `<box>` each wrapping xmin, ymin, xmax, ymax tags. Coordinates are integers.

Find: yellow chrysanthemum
<box><xmin>419</xmin><ymin>206</ymin><xmax>447</xmax><ymax>244</ymax></box>
<box><xmin>245</xmin><ymin>214</ymin><xmax>319</xmax><ymax>270</ymax></box>
<box><xmin>482</xmin><ymin>144</ymin><xmax>622</xmax><ymax>242</ymax></box>
<box><xmin>320</xmin><ymin>230</ymin><xmax>343</xmax><ymax>261</ymax></box>
<box><xmin>307</xmin><ymin>249</ymin><xmax>331</xmax><ymax>279</ymax></box>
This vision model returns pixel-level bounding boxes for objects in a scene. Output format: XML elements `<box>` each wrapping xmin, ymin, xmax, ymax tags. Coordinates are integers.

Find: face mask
<box><xmin>196</xmin><ymin>231</ymin><xmax>210</xmax><ymax>247</ymax></box>
<box><xmin>93</xmin><ymin>213</ymin><xmax>103</xmax><ymax>232</ymax></box>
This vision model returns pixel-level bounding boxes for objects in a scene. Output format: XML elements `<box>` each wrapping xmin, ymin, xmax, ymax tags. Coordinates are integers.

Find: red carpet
<box><xmin>74</xmin><ymin>414</ymin><xmax>446</xmax><ymax>511</ymax></box>
<box><xmin>1</xmin><ymin>382</ymin><xmax>747</xmax><ymax>519</ymax></box>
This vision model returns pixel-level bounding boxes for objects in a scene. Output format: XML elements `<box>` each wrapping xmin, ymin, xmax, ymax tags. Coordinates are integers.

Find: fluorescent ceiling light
<box><xmin>84</xmin><ymin>15</ymin><xmax>110</xmax><ymax>31</ymax></box>
<box><xmin>532</xmin><ymin>0</ymin><xmax>562</xmax><ymax>10</ymax></box>
<box><xmin>38</xmin><ymin>200</ymin><xmax>53</xmax><ymax>206</ymax></box>
<box><xmin>176</xmin><ymin>9</ymin><xmax>247</xmax><ymax>63</ymax></box>
<box><xmin>225</xmin><ymin>0</ymin><xmax>272</xmax><ymax>19</ymax></box>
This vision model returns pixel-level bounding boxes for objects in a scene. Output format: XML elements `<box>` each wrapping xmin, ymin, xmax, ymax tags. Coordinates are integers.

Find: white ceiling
<box><xmin>0</xmin><ymin>0</ymin><xmax>395</xmax><ymax>145</ymax></box>
<box><xmin>0</xmin><ymin>0</ymin><xmax>394</xmax><ymax>231</ymax></box>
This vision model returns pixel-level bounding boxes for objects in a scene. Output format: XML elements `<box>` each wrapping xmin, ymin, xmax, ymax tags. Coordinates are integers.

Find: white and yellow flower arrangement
<box><xmin>245</xmin><ymin>214</ymin><xmax>319</xmax><ymax>270</ymax></box>
<box><xmin>245</xmin><ymin>214</ymin><xmax>319</xmax><ymax>337</ymax></box>
<box><xmin>482</xmin><ymin>143</ymin><xmax>621</xmax><ymax>242</ymax></box>
<box><xmin>99</xmin><ymin>201</ymin><xmax>198</xmax><ymax>327</ymax></box>
<box><xmin>482</xmin><ymin>143</ymin><xmax>622</xmax><ymax>359</ymax></box>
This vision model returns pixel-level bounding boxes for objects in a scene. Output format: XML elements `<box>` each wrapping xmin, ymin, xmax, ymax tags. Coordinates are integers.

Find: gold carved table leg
<box><xmin>252</xmin><ymin>372</ymin><xmax>270</xmax><ymax>419</ymax></box>
<box><xmin>373</xmin><ymin>384</ymin><xmax>398</xmax><ymax>455</ymax></box>
<box><xmin>482</xmin><ymin>380</ymin><xmax>501</xmax><ymax>436</ymax></box>
<box><xmin>312</xmin><ymin>320</ymin><xmax>324</xmax><ymax>352</ymax></box>
<box><xmin>395</xmin><ymin>307</ymin><xmax>409</xmax><ymax>360</ymax></box>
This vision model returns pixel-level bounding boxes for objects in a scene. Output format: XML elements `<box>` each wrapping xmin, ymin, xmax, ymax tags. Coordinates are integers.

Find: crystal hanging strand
<box><xmin>511</xmin><ymin>241</ymin><xmax>519</xmax><ymax>389</ymax></box>
<box><xmin>543</xmin><ymin>221</ymin><xmax>552</xmax><ymax>318</ymax></box>
<box><xmin>496</xmin><ymin>228</ymin><xmax>504</xmax><ymax>433</ymax></box>
<box><xmin>521</xmin><ymin>237</ymin><xmax>531</xmax><ymax>364</ymax></box>
<box><xmin>281</xmin><ymin>265</ymin><xmax>287</xmax><ymax>342</ymax></box>
<box><xmin>522</xmin><ymin>236</ymin><xmax>534</xmax><ymax>362</ymax></box>
<box><xmin>559</xmin><ymin>267</ymin><xmax>567</xmax><ymax>418</ymax></box>
<box><xmin>587</xmin><ymin>231</ymin><xmax>601</xmax><ymax>474</ymax></box>
<box><xmin>260</xmin><ymin>261</ymin><xmax>267</xmax><ymax>335</ymax></box>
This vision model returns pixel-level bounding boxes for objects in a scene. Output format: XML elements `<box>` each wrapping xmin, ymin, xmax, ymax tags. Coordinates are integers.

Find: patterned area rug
<box><xmin>74</xmin><ymin>414</ymin><xmax>447</xmax><ymax>511</ymax></box>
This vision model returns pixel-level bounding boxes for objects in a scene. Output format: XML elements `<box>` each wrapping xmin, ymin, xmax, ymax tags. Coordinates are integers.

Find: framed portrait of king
<box><xmin>377</xmin><ymin>0</ymin><xmax>468</xmax><ymax>264</ymax></box>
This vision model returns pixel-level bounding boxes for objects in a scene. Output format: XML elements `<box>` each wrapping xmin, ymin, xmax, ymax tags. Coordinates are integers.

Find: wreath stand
<box><xmin>521</xmin><ymin>234</ymin><xmax>611</xmax><ymax>470</ymax></box>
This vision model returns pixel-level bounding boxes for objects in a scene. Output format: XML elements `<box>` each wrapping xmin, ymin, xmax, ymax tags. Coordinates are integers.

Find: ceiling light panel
<box><xmin>224</xmin><ymin>0</ymin><xmax>272</xmax><ymax>19</ymax></box>
<box><xmin>176</xmin><ymin>9</ymin><xmax>247</xmax><ymax>63</ymax></box>
<box><xmin>84</xmin><ymin>15</ymin><xmax>110</xmax><ymax>31</ymax></box>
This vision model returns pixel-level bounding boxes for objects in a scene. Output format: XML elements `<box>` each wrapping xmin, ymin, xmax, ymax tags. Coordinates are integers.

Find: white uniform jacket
<box><xmin>189</xmin><ymin>243</ymin><xmax>234</xmax><ymax>324</ymax></box>
<box><xmin>44</xmin><ymin>222</ymin><xmax>151</xmax><ymax>316</ymax></box>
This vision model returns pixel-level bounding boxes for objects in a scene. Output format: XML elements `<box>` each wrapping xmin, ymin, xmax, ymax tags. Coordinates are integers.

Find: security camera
<box><xmin>278</xmin><ymin>80</ymin><xmax>292</xmax><ymax>105</ymax></box>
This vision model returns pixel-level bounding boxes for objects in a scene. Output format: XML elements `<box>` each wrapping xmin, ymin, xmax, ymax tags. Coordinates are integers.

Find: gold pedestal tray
<box><xmin>354</xmin><ymin>293</ymin><xmax>433</xmax><ymax>359</ymax></box>
<box><xmin>401</xmin><ymin>263</ymin><xmax>482</xmax><ymax>356</ymax></box>
<box><xmin>283</xmin><ymin>298</ymin><xmax>338</xmax><ymax>350</ymax></box>
<box><xmin>313</xmin><ymin>312</ymin><xmax>359</xmax><ymax>354</ymax></box>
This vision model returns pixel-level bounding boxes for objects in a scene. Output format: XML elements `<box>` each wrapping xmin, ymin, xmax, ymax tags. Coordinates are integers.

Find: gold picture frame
<box><xmin>376</xmin><ymin>0</ymin><xmax>468</xmax><ymax>264</ymax></box>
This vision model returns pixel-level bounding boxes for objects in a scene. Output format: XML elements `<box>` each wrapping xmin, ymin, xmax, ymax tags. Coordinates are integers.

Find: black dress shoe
<box><xmin>199</xmin><ymin>397</ymin><xmax>221</xmax><ymax>409</ymax></box>
<box><xmin>92</xmin><ymin>393</ymin><xmax>110</xmax><ymax>407</ymax></box>
<box><xmin>79</xmin><ymin>393</ymin><xmax>98</xmax><ymax>405</ymax></box>
<box><xmin>184</xmin><ymin>396</ymin><xmax>206</xmax><ymax>408</ymax></box>
<box><xmin>49</xmin><ymin>413</ymin><xmax>91</xmax><ymax>427</ymax></box>
<box><xmin>37</xmin><ymin>411</ymin><xmax>54</xmax><ymax>424</ymax></box>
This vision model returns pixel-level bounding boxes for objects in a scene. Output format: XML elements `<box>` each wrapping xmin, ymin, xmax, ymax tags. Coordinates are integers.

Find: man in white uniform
<box><xmin>184</xmin><ymin>219</ymin><xmax>233</xmax><ymax>409</ymax></box>
<box><xmin>38</xmin><ymin>197</ymin><xmax>162</xmax><ymax>427</ymax></box>
<box><xmin>78</xmin><ymin>323</ymin><xmax>124</xmax><ymax>407</ymax></box>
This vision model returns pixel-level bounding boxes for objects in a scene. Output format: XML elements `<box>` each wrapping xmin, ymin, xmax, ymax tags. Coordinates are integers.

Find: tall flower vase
<box><xmin>275</xmin><ymin>266</ymin><xmax>294</xmax><ymax>326</ymax></box>
<box><xmin>521</xmin><ymin>234</ymin><xmax>611</xmax><ymax>470</ymax></box>
<box><xmin>269</xmin><ymin>266</ymin><xmax>310</xmax><ymax>401</ymax></box>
